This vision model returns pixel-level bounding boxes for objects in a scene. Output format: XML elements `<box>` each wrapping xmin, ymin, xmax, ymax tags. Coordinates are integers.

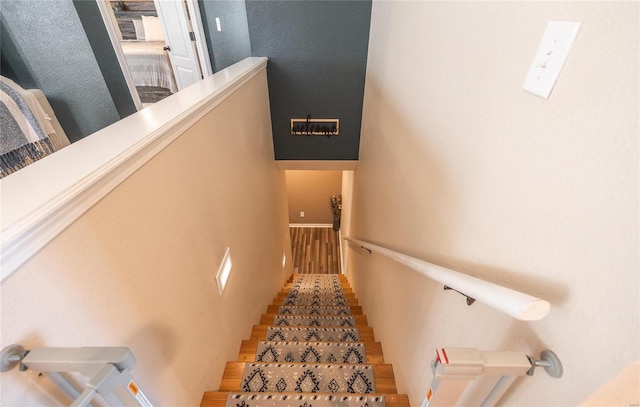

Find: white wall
<box><xmin>0</xmin><ymin>70</ymin><xmax>292</xmax><ymax>406</ymax></box>
<box><xmin>347</xmin><ymin>2</ymin><xmax>638</xmax><ymax>406</ymax></box>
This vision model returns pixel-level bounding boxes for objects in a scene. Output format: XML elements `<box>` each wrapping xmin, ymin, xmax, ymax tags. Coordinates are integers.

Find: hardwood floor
<box><xmin>290</xmin><ymin>227</ymin><xmax>341</xmax><ymax>274</ymax></box>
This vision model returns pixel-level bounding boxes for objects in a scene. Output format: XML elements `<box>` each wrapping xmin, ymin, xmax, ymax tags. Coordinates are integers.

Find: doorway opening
<box><xmin>285</xmin><ymin>170</ymin><xmax>354</xmax><ymax>274</ymax></box>
<box><xmin>97</xmin><ymin>0</ymin><xmax>212</xmax><ymax>109</ymax></box>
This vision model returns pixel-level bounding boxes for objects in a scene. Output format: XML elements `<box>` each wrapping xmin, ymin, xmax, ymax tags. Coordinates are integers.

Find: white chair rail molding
<box><xmin>0</xmin><ymin>57</ymin><xmax>268</xmax><ymax>282</ymax></box>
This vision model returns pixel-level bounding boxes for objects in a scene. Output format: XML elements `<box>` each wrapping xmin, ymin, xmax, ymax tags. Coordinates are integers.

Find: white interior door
<box><xmin>154</xmin><ymin>0</ymin><xmax>203</xmax><ymax>90</ymax></box>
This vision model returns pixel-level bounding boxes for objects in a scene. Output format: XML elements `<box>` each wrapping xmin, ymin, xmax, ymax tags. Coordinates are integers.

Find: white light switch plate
<box><xmin>523</xmin><ymin>20</ymin><xmax>582</xmax><ymax>99</ymax></box>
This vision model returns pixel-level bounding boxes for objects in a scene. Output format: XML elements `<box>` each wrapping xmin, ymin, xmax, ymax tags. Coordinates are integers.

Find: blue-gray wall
<box><xmin>73</xmin><ymin>0</ymin><xmax>137</xmax><ymax>120</ymax></box>
<box><xmin>246</xmin><ymin>0</ymin><xmax>372</xmax><ymax>160</ymax></box>
<box><xmin>199</xmin><ymin>0</ymin><xmax>252</xmax><ymax>73</ymax></box>
<box><xmin>1</xmin><ymin>0</ymin><xmax>132</xmax><ymax>143</ymax></box>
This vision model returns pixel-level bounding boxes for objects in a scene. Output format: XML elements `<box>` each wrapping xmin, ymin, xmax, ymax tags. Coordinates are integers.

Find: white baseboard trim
<box><xmin>289</xmin><ymin>223</ymin><xmax>333</xmax><ymax>228</ymax></box>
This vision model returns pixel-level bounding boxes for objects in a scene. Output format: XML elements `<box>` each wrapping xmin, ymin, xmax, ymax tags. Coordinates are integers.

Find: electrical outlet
<box><xmin>300</xmin><ymin>211</ymin><xmax>305</xmax><ymax>217</ymax></box>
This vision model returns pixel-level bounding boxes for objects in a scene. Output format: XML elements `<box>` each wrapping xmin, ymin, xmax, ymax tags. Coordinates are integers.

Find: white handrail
<box><xmin>344</xmin><ymin>237</ymin><xmax>550</xmax><ymax>321</ymax></box>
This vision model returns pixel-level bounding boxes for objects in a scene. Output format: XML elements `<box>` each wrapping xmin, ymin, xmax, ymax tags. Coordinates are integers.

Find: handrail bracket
<box><xmin>443</xmin><ymin>285</ymin><xmax>476</xmax><ymax>306</ymax></box>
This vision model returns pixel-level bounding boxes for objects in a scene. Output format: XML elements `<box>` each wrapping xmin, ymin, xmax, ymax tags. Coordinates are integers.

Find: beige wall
<box><xmin>581</xmin><ymin>360</ymin><xmax>640</xmax><ymax>406</ymax></box>
<box><xmin>0</xmin><ymin>71</ymin><xmax>292</xmax><ymax>405</ymax></box>
<box><xmin>347</xmin><ymin>2</ymin><xmax>638</xmax><ymax>407</ymax></box>
<box><xmin>340</xmin><ymin>171</ymin><xmax>354</xmax><ymax>273</ymax></box>
<box><xmin>286</xmin><ymin>170</ymin><xmax>343</xmax><ymax>224</ymax></box>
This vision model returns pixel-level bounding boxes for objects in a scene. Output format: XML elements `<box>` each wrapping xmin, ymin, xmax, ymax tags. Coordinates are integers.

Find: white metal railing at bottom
<box><xmin>343</xmin><ymin>236</ymin><xmax>550</xmax><ymax>321</ymax></box>
<box><xmin>1</xmin><ymin>345</ymin><xmax>152</xmax><ymax>406</ymax></box>
<box><xmin>422</xmin><ymin>347</ymin><xmax>563</xmax><ymax>407</ymax></box>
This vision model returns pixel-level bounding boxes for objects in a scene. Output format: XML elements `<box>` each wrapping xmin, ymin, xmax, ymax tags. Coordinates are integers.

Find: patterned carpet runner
<box><xmin>256</xmin><ymin>342</ymin><xmax>366</xmax><ymax>364</ymax></box>
<box><xmin>278</xmin><ymin>306</ymin><xmax>351</xmax><ymax>315</ymax></box>
<box><xmin>226</xmin><ymin>394</ymin><xmax>385</xmax><ymax>407</ymax></box>
<box><xmin>240</xmin><ymin>363</ymin><xmax>375</xmax><ymax>393</ymax></box>
<box><xmin>266</xmin><ymin>327</ymin><xmax>360</xmax><ymax>342</ymax></box>
<box><xmin>281</xmin><ymin>298</ymin><xmax>350</xmax><ymax>306</ymax></box>
<box><xmin>225</xmin><ymin>274</ymin><xmax>385</xmax><ymax>407</ymax></box>
<box><xmin>273</xmin><ymin>315</ymin><xmax>356</xmax><ymax>327</ymax></box>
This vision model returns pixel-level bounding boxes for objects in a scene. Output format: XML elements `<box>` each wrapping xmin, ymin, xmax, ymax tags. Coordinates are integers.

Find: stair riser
<box><xmin>280</xmin><ymin>308</ymin><xmax>352</xmax><ymax>317</ymax></box>
<box><xmin>224</xmin><ymin>394</ymin><xmax>386</xmax><ymax>407</ymax></box>
<box><xmin>220</xmin><ymin>362</ymin><xmax>397</xmax><ymax>394</ymax></box>
<box><xmin>269</xmin><ymin>305</ymin><xmax>362</xmax><ymax>315</ymax></box>
<box><xmin>277</xmin><ymin>292</ymin><xmax>357</xmax><ymax>299</ymax></box>
<box><xmin>255</xmin><ymin>342</ymin><xmax>367</xmax><ymax>364</ymax></box>
<box><xmin>251</xmin><ymin>326</ymin><xmax>375</xmax><ymax>342</ymax></box>
<box><xmin>241</xmin><ymin>364</ymin><xmax>377</xmax><ymax>394</ymax></box>
<box><xmin>202</xmin><ymin>392</ymin><xmax>410</xmax><ymax>407</ymax></box>
<box><xmin>272</xmin><ymin>316</ymin><xmax>357</xmax><ymax>328</ymax></box>
<box><xmin>278</xmin><ymin>295</ymin><xmax>354</xmax><ymax>300</ymax></box>
<box><xmin>266</xmin><ymin>327</ymin><xmax>360</xmax><ymax>342</ymax></box>
<box><xmin>238</xmin><ymin>340</ymin><xmax>385</xmax><ymax>364</ymax></box>
<box><xmin>281</xmin><ymin>288</ymin><xmax>355</xmax><ymax>295</ymax></box>
<box><xmin>290</xmin><ymin>273</ymin><xmax>349</xmax><ymax>283</ymax></box>
<box><xmin>260</xmin><ymin>314</ymin><xmax>368</xmax><ymax>326</ymax></box>
<box><xmin>277</xmin><ymin>300</ymin><xmax>354</xmax><ymax>307</ymax></box>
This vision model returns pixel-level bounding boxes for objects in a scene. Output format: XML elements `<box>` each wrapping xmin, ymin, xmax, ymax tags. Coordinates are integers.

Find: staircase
<box><xmin>201</xmin><ymin>274</ymin><xmax>409</xmax><ymax>407</ymax></box>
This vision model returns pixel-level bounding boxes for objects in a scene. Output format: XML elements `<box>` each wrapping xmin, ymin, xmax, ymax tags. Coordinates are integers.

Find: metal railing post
<box><xmin>1</xmin><ymin>345</ymin><xmax>153</xmax><ymax>407</ymax></box>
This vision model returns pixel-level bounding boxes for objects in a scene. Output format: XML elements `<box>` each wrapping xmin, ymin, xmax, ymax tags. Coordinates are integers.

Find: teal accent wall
<box><xmin>73</xmin><ymin>0</ymin><xmax>137</xmax><ymax>119</ymax></box>
<box><xmin>0</xmin><ymin>0</ymin><xmax>129</xmax><ymax>143</ymax></box>
<box><xmin>246</xmin><ymin>0</ymin><xmax>372</xmax><ymax>160</ymax></box>
<box><xmin>198</xmin><ymin>0</ymin><xmax>252</xmax><ymax>73</ymax></box>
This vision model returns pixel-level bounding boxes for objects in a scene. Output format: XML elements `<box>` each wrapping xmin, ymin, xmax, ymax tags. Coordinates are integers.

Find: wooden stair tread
<box><xmin>289</xmin><ymin>274</ymin><xmax>349</xmax><ymax>282</ymax></box>
<box><xmin>219</xmin><ymin>361</ymin><xmax>398</xmax><ymax>394</ymax></box>
<box><xmin>292</xmin><ymin>273</ymin><xmax>348</xmax><ymax>279</ymax></box>
<box><xmin>280</xmin><ymin>288</ymin><xmax>355</xmax><ymax>296</ymax></box>
<box><xmin>267</xmin><ymin>305</ymin><xmax>363</xmax><ymax>315</ymax></box>
<box><xmin>200</xmin><ymin>392</ymin><xmax>410</xmax><ymax>407</ymax></box>
<box><xmin>282</xmin><ymin>281</ymin><xmax>351</xmax><ymax>290</ymax></box>
<box><xmin>280</xmin><ymin>291</ymin><xmax>355</xmax><ymax>296</ymax></box>
<box><xmin>260</xmin><ymin>314</ymin><xmax>368</xmax><ymax>327</ymax></box>
<box><xmin>238</xmin><ymin>340</ymin><xmax>384</xmax><ymax>364</ymax></box>
<box><xmin>273</xmin><ymin>298</ymin><xmax>360</xmax><ymax>307</ymax></box>
<box><xmin>251</xmin><ymin>325</ymin><xmax>375</xmax><ymax>342</ymax></box>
